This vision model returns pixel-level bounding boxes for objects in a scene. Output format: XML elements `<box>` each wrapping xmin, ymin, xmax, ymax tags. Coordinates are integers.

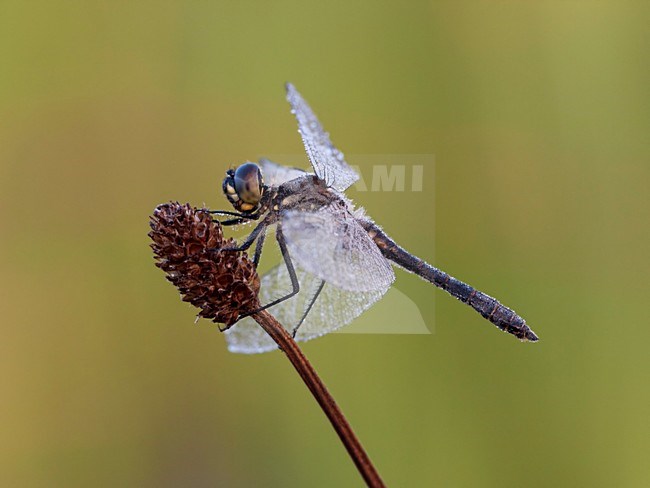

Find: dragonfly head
<box><xmin>222</xmin><ymin>162</ymin><xmax>265</xmax><ymax>214</ymax></box>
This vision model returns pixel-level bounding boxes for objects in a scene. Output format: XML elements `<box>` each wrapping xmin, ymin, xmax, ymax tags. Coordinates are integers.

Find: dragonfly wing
<box><xmin>285</xmin><ymin>83</ymin><xmax>359</xmax><ymax>191</ymax></box>
<box><xmin>258</xmin><ymin>158</ymin><xmax>308</xmax><ymax>187</ymax></box>
<box><xmin>224</xmin><ymin>263</ymin><xmax>386</xmax><ymax>354</ymax></box>
<box><xmin>281</xmin><ymin>205</ymin><xmax>395</xmax><ymax>293</ymax></box>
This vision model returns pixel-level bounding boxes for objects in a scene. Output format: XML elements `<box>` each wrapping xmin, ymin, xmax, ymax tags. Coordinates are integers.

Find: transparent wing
<box><xmin>281</xmin><ymin>205</ymin><xmax>395</xmax><ymax>293</ymax></box>
<box><xmin>285</xmin><ymin>83</ymin><xmax>359</xmax><ymax>191</ymax></box>
<box><xmin>258</xmin><ymin>158</ymin><xmax>308</xmax><ymax>187</ymax></box>
<box><xmin>225</xmin><ymin>263</ymin><xmax>387</xmax><ymax>354</ymax></box>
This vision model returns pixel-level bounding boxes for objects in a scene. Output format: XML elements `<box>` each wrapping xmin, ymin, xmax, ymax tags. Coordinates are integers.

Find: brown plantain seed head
<box><xmin>149</xmin><ymin>202</ymin><xmax>260</xmax><ymax>326</ymax></box>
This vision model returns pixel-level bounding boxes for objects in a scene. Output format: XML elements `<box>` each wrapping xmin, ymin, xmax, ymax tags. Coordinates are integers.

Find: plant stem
<box><xmin>253</xmin><ymin>309</ymin><xmax>386</xmax><ymax>488</ymax></box>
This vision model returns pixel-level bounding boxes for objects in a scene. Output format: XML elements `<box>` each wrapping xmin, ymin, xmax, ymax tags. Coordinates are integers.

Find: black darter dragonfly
<box><xmin>212</xmin><ymin>83</ymin><xmax>538</xmax><ymax>353</ymax></box>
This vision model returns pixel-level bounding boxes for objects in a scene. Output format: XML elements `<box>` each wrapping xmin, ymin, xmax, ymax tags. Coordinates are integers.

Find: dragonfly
<box><xmin>212</xmin><ymin>83</ymin><xmax>538</xmax><ymax>353</ymax></box>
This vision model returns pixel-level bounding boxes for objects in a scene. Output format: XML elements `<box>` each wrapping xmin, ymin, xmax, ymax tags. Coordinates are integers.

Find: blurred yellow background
<box><xmin>1</xmin><ymin>1</ymin><xmax>648</xmax><ymax>487</ymax></box>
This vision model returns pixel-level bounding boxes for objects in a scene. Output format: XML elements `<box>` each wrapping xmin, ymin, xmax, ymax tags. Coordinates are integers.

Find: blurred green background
<box><xmin>1</xmin><ymin>1</ymin><xmax>649</xmax><ymax>487</ymax></box>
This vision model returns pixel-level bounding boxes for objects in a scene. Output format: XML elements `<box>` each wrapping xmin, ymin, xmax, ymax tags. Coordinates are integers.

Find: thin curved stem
<box><xmin>252</xmin><ymin>309</ymin><xmax>386</xmax><ymax>488</ymax></box>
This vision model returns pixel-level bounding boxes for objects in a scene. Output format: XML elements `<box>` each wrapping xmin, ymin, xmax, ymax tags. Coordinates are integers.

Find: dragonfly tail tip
<box><xmin>522</xmin><ymin>328</ymin><xmax>539</xmax><ymax>342</ymax></box>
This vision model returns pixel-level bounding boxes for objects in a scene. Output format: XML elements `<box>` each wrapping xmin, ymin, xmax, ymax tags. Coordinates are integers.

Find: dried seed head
<box><xmin>149</xmin><ymin>202</ymin><xmax>260</xmax><ymax>326</ymax></box>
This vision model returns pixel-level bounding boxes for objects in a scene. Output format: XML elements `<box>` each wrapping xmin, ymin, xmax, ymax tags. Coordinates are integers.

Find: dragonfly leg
<box><xmin>291</xmin><ymin>279</ymin><xmax>325</xmax><ymax>338</ymax></box>
<box><xmin>209</xmin><ymin>209</ymin><xmax>254</xmax><ymax>218</ymax></box>
<box><xmin>214</xmin><ymin>221</ymin><xmax>267</xmax><ymax>253</ymax></box>
<box><xmin>252</xmin><ymin>227</ymin><xmax>266</xmax><ymax>267</ymax></box>
<box><xmin>238</xmin><ymin>226</ymin><xmax>300</xmax><ymax>319</ymax></box>
<box><xmin>210</xmin><ymin>209</ymin><xmax>260</xmax><ymax>225</ymax></box>
<box><xmin>219</xmin><ymin>217</ymin><xmax>249</xmax><ymax>226</ymax></box>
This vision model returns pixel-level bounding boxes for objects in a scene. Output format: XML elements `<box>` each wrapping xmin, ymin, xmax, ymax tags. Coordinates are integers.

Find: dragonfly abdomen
<box><xmin>362</xmin><ymin>221</ymin><xmax>538</xmax><ymax>342</ymax></box>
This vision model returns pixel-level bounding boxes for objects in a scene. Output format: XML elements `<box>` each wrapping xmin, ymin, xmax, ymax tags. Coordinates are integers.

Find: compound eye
<box><xmin>234</xmin><ymin>162</ymin><xmax>263</xmax><ymax>204</ymax></box>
